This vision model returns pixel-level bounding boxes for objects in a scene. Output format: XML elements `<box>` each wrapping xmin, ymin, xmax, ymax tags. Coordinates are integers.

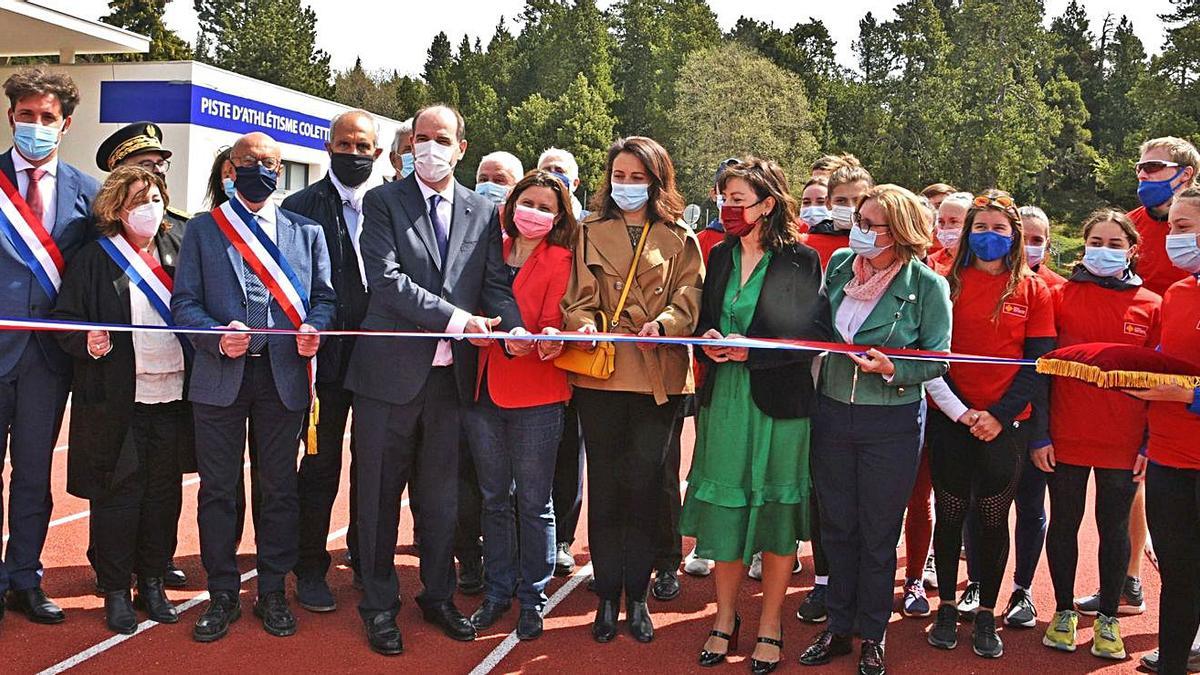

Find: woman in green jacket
<box><xmin>799</xmin><ymin>184</ymin><xmax>952</xmax><ymax>675</ymax></box>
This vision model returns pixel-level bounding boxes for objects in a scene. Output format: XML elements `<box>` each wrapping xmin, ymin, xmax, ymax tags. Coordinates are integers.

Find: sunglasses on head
<box><xmin>1134</xmin><ymin>160</ymin><xmax>1182</xmax><ymax>175</ymax></box>
<box><xmin>972</xmin><ymin>194</ymin><xmax>1015</xmax><ymax>209</ymax></box>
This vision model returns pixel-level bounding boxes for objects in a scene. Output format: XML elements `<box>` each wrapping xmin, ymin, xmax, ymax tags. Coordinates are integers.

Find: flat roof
<box><xmin>0</xmin><ymin>0</ymin><xmax>149</xmax><ymax>60</ymax></box>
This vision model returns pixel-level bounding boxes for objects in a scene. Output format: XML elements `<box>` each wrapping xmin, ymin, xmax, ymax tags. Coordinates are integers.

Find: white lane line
<box><xmin>468</xmin><ymin>562</ymin><xmax>594</xmax><ymax>675</ymax></box>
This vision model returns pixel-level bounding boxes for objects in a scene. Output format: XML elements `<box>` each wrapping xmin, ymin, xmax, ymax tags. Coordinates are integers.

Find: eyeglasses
<box><xmin>972</xmin><ymin>194</ymin><xmax>1016</xmax><ymax>210</ymax></box>
<box><xmin>851</xmin><ymin>212</ymin><xmax>891</xmax><ymax>232</ymax></box>
<box><xmin>232</xmin><ymin>155</ymin><xmax>281</xmax><ymax>172</ymax></box>
<box><xmin>1134</xmin><ymin>160</ymin><xmax>1182</xmax><ymax>175</ymax></box>
<box><xmin>134</xmin><ymin>158</ymin><xmax>171</xmax><ymax>174</ymax></box>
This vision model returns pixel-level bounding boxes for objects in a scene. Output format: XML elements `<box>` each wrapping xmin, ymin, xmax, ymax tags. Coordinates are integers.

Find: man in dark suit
<box><xmin>0</xmin><ymin>68</ymin><xmax>99</xmax><ymax>625</ymax></box>
<box><xmin>172</xmin><ymin>132</ymin><xmax>336</xmax><ymax>642</ymax></box>
<box><xmin>280</xmin><ymin>109</ymin><xmax>379</xmax><ymax>612</ymax></box>
<box><xmin>345</xmin><ymin>104</ymin><xmax>524</xmax><ymax>655</ymax></box>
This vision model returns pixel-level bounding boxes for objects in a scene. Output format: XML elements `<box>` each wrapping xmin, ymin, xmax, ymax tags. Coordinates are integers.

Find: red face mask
<box><xmin>720</xmin><ymin>201</ymin><xmax>762</xmax><ymax>238</ymax></box>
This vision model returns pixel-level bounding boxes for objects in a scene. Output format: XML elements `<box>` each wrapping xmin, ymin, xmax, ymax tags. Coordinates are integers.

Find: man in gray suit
<box><xmin>345</xmin><ymin>104</ymin><xmax>525</xmax><ymax>655</ymax></box>
<box><xmin>172</xmin><ymin>132</ymin><xmax>335</xmax><ymax>642</ymax></box>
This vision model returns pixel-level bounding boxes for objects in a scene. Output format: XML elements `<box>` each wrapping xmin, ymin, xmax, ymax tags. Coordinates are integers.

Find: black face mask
<box><xmin>330</xmin><ymin>152</ymin><xmax>375</xmax><ymax>188</ymax></box>
<box><xmin>234</xmin><ymin>164</ymin><xmax>278</xmax><ymax>203</ymax></box>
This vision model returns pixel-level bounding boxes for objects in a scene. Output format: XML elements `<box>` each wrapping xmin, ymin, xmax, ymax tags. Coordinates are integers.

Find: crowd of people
<box><xmin>1</xmin><ymin>65</ymin><xmax>1199</xmax><ymax>675</ymax></box>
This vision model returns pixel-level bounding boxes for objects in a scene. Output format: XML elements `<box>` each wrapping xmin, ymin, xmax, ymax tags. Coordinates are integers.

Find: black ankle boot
<box><xmin>592</xmin><ymin>598</ymin><xmax>618</xmax><ymax>643</ymax></box>
<box><xmin>136</xmin><ymin>577</ymin><xmax>179</xmax><ymax>624</ymax></box>
<box><xmin>626</xmin><ymin>599</ymin><xmax>654</xmax><ymax>643</ymax></box>
<box><xmin>105</xmin><ymin>590</ymin><xmax>137</xmax><ymax>635</ymax></box>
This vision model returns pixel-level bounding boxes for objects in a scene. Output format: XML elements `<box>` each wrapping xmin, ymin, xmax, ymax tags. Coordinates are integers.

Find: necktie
<box><xmin>25</xmin><ymin>168</ymin><xmax>46</xmax><ymax>226</ymax></box>
<box><xmin>243</xmin><ymin>221</ymin><xmax>271</xmax><ymax>353</ymax></box>
<box><xmin>428</xmin><ymin>194</ymin><xmax>449</xmax><ymax>265</ymax></box>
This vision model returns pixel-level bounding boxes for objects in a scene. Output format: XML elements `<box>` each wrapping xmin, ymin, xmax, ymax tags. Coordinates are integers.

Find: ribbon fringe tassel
<box><xmin>1035</xmin><ymin>358</ymin><xmax>1200</xmax><ymax>390</ymax></box>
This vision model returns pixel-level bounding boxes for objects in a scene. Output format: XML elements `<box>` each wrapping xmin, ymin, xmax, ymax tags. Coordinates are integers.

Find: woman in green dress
<box><xmin>681</xmin><ymin>158</ymin><xmax>831</xmax><ymax>673</ymax></box>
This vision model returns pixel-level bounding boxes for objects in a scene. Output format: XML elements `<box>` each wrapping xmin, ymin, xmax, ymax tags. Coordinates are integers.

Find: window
<box><xmin>280</xmin><ymin>160</ymin><xmax>309</xmax><ymax>192</ymax></box>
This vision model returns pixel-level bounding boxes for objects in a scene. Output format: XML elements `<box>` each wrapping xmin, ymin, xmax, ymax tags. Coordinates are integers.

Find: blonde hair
<box><xmin>1140</xmin><ymin>136</ymin><xmax>1200</xmax><ymax>186</ymax></box>
<box><xmin>827</xmin><ymin>154</ymin><xmax>873</xmax><ymax>201</ymax></box>
<box><xmin>856</xmin><ymin>184</ymin><xmax>931</xmax><ymax>263</ymax></box>
<box><xmin>92</xmin><ymin>166</ymin><xmax>169</xmax><ymax>238</ymax></box>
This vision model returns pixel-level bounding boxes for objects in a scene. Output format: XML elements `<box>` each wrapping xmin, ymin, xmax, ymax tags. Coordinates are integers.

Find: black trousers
<box><xmin>552</xmin><ymin>401</ymin><xmax>585</xmax><ymax>546</ymax></box>
<box><xmin>809</xmin><ymin>470</ymin><xmax>829</xmax><ymax>577</ymax></box>
<box><xmin>1146</xmin><ymin>461</ymin><xmax>1200</xmax><ymax>675</ymax></box>
<box><xmin>354</xmin><ymin>368</ymin><xmax>460</xmax><ymax>618</ymax></box>
<box><xmin>654</xmin><ymin>410</ymin><xmax>685</xmax><ymax>571</ymax></box>
<box><xmin>193</xmin><ymin>356</ymin><xmax>305</xmax><ymax>596</ymax></box>
<box><xmin>1045</xmin><ymin>462</ymin><xmax>1137</xmax><ymax>616</ymax></box>
<box><xmin>575</xmin><ymin>388</ymin><xmax>682</xmax><ymax>602</ymax></box>
<box><xmin>453</xmin><ymin>433</ymin><xmax>483</xmax><ymax>565</ymax></box>
<box><xmin>295</xmin><ymin>379</ymin><xmax>358</xmax><ymax>580</ymax></box>
<box><xmin>927</xmin><ymin>413</ymin><xmax>1028</xmax><ymax>610</ymax></box>
<box><xmin>90</xmin><ymin>401</ymin><xmax>187</xmax><ymax>591</ymax></box>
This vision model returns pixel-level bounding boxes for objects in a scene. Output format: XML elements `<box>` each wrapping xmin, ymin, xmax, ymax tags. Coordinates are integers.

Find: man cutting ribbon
<box><xmin>171</xmin><ymin>131</ymin><xmax>335</xmax><ymax>643</ymax></box>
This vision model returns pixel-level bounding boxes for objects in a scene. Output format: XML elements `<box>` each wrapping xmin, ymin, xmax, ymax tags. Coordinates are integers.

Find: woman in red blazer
<box><xmin>466</xmin><ymin>170</ymin><xmax>577</xmax><ymax>640</ymax></box>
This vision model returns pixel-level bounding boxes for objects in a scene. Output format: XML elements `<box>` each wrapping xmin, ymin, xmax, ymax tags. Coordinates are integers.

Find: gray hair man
<box><xmin>389</xmin><ymin>117</ymin><xmax>414</xmax><ymax>180</ymax></box>
<box><xmin>538</xmin><ymin>147</ymin><xmax>584</xmax><ymax>218</ymax></box>
<box><xmin>474</xmin><ymin>150</ymin><xmax>524</xmax><ymax>205</ymax></box>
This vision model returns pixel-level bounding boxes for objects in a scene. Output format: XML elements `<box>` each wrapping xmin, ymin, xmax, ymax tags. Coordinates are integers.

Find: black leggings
<box><xmin>927</xmin><ymin>413</ymin><xmax>1028</xmax><ymax>609</ymax></box>
<box><xmin>1046</xmin><ymin>462</ymin><xmax>1137</xmax><ymax>616</ymax></box>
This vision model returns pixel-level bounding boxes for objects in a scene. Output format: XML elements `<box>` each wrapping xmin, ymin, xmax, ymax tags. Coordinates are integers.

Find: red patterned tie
<box><xmin>25</xmin><ymin>168</ymin><xmax>46</xmax><ymax>225</ymax></box>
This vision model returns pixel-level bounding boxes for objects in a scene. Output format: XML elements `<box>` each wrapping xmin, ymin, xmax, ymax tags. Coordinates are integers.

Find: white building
<box><xmin>0</xmin><ymin>1</ymin><xmax>402</xmax><ymax>214</ymax></box>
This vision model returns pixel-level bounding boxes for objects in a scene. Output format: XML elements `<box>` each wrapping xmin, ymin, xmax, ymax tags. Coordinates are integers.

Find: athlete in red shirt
<box><xmin>806</xmin><ymin>157</ymin><xmax>872</xmax><ymax>269</ymax></box>
<box><xmin>1127</xmin><ymin>137</ymin><xmax>1199</xmax><ymax>296</ymax></box>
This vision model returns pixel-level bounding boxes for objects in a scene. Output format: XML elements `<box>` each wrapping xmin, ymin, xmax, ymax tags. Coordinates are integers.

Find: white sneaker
<box><xmin>922</xmin><ymin>553</ymin><xmax>938</xmax><ymax>589</ymax></box>
<box><xmin>683</xmin><ymin>547</ymin><xmax>713</xmax><ymax>577</ymax></box>
<box><xmin>747</xmin><ymin>551</ymin><xmax>763</xmax><ymax>580</ymax></box>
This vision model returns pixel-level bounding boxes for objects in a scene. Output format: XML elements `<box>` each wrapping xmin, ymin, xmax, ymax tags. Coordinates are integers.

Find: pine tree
<box><xmin>511</xmin><ymin>0</ymin><xmax>616</xmax><ymax>104</ymax></box>
<box><xmin>101</xmin><ymin>0</ymin><xmax>191</xmax><ymax>61</ymax></box>
<box><xmin>423</xmin><ymin>32</ymin><xmax>459</xmax><ymax>107</ymax></box>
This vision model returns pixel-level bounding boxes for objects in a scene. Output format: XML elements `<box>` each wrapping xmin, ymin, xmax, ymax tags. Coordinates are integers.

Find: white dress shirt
<box><xmin>131</xmin><ymin>247</ymin><xmax>185</xmax><ymax>403</ymax></box>
<box><xmin>415</xmin><ymin>178</ymin><xmax>470</xmax><ymax>366</ymax></box>
<box><xmin>236</xmin><ymin>192</ymin><xmax>277</xmax><ymax>242</ymax></box>
<box><xmin>328</xmin><ymin>171</ymin><xmax>376</xmax><ymax>287</ymax></box>
<box><xmin>12</xmin><ymin>149</ymin><xmax>58</xmax><ymax>230</ymax></box>
<box><xmin>835</xmin><ymin>293</ymin><xmax>884</xmax><ymax>343</ymax></box>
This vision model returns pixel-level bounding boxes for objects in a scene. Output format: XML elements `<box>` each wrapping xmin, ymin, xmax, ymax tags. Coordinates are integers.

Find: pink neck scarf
<box><xmin>843</xmin><ymin>255</ymin><xmax>903</xmax><ymax>301</ymax></box>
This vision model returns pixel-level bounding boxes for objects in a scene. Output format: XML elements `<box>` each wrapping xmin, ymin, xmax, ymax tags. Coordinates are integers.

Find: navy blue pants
<box><xmin>0</xmin><ymin>342</ymin><xmax>70</xmax><ymax>593</ymax></box>
<box><xmin>811</xmin><ymin>396</ymin><xmax>924</xmax><ymax>642</ymax></box>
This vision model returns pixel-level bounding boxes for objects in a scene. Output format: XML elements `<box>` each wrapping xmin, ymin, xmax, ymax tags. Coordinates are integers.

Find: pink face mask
<box><xmin>513</xmin><ymin>204</ymin><xmax>556</xmax><ymax>239</ymax></box>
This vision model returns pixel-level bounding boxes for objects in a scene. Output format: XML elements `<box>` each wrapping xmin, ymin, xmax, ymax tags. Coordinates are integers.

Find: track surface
<box><xmin>2</xmin><ymin>406</ymin><xmax>1163</xmax><ymax>674</ymax></box>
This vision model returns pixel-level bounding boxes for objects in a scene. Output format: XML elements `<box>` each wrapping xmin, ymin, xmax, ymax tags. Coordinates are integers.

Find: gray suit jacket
<box><xmin>170</xmin><ymin>205</ymin><xmax>336</xmax><ymax>411</ymax></box>
<box><xmin>344</xmin><ymin>174</ymin><xmax>521</xmax><ymax>405</ymax></box>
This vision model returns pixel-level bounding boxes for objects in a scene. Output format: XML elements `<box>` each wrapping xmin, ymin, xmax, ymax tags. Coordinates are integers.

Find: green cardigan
<box><xmin>819</xmin><ymin>249</ymin><xmax>953</xmax><ymax>406</ymax></box>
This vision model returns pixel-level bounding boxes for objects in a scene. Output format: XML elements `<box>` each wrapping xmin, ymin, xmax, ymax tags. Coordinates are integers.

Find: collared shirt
<box><xmin>11</xmin><ymin>149</ymin><xmax>59</xmax><ymax>229</ymax></box>
<box><xmin>415</xmin><ymin>178</ymin><xmax>468</xmax><ymax>366</ymax></box>
<box><xmin>131</xmin><ymin>248</ymin><xmax>185</xmax><ymax>403</ymax></box>
<box><xmin>328</xmin><ymin>170</ymin><xmax>375</xmax><ymax>287</ymax></box>
<box><xmin>235</xmin><ymin>192</ymin><xmax>278</xmax><ymax>242</ymax></box>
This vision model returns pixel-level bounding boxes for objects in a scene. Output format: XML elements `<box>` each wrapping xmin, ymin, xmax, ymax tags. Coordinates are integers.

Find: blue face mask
<box><xmin>234</xmin><ymin>164</ymin><xmax>278</xmax><ymax>203</ymax></box>
<box><xmin>1137</xmin><ymin>166</ymin><xmax>1186</xmax><ymax>209</ymax></box>
<box><xmin>968</xmin><ymin>230</ymin><xmax>1013</xmax><ymax>262</ymax></box>
<box><xmin>849</xmin><ymin>226</ymin><xmax>889</xmax><ymax>259</ymax></box>
<box><xmin>610</xmin><ymin>182</ymin><xmax>650</xmax><ymax>212</ymax></box>
<box><xmin>801</xmin><ymin>205</ymin><xmax>831</xmax><ymax>225</ymax></box>
<box><xmin>12</xmin><ymin>121</ymin><xmax>61</xmax><ymax>161</ymax></box>
<box><xmin>475</xmin><ymin>181</ymin><xmax>508</xmax><ymax>205</ymax></box>
<box><xmin>399</xmin><ymin>152</ymin><xmax>415</xmax><ymax>178</ymax></box>
<box><xmin>1166</xmin><ymin>232</ymin><xmax>1200</xmax><ymax>273</ymax></box>
<box><xmin>1081</xmin><ymin>246</ymin><xmax>1130</xmax><ymax>278</ymax></box>
<box><xmin>222</xmin><ymin>177</ymin><xmax>236</xmax><ymax>200</ymax></box>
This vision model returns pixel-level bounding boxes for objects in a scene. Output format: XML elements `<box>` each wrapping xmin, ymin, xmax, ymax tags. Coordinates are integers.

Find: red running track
<box><xmin>2</xmin><ymin>408</ymin><xmax>1162</xmax><ymax>674</ymax></box>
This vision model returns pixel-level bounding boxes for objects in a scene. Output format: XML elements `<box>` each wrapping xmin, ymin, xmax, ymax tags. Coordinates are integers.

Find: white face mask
<box><xmin>935</xmin><ymin>228</ymin><xmax>961</xmax><ymax>249</ymax></box>
<box><xmin>830</xmin><ymin>205</ymin><xmax>855</xmax><ymax>230</ymax></box>
<box><xmin>413</xmin><ymin>139</ymin><xmax>457</xmax><ymax>183</ymax></box>
<box><xmin>124</xmin><ymin>201</ymin><xmax>164</xmax><ymax>239</ymax></box>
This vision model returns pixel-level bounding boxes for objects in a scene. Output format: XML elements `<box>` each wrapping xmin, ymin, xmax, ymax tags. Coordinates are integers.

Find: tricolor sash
<box><xmin>97</xmin><ymin>233</ymin><xmax>174</xmax><ymax>326</ymax></box>
<box><xmin>211</xmin><ymin>198</ymin><xmax>320</xmax><ymax>454</ymax></box>
<box><xmin>0</xmin><ymin>169</ymin><xmax>66</xmax><ymax>301</ymax></box>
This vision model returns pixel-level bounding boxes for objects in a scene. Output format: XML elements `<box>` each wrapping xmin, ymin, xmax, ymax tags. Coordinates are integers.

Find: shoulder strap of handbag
<box><xmin>609</xmin><ymin>221</ymin><xmax>651</xmax><ymax>330</ymax></box>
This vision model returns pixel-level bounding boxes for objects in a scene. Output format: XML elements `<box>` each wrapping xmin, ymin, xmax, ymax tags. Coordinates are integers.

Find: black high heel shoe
<box><xmin>750</xmin><ymin>634</ymin><xmax>783</xmax><ymax>674</ymax></box>
<box><xmin>699</xmin><ymin>613</ymin><xmax>741</xmax><ymax>667</ymax></box>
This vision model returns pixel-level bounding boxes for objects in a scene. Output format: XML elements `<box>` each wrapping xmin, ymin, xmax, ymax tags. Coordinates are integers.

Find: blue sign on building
<box><xmin>100</xmin><ymin>81</ymin><xmax>331</xmax><ymax>150</ymax></box>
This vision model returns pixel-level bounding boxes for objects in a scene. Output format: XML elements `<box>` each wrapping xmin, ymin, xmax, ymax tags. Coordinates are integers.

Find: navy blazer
<box><xmin>170</xmin><ymin>204</ymin><xmax>337</xmax><ymax>411</ymax></box>
<box><xmin>0</xmin><ymin>148</ymin><xmax>99</xmax><ymax>377</ymax></box>
<box><xmin>344</xmin><ymin>173</ymin><xmax>522</xmax><ymax>405</ymax></box>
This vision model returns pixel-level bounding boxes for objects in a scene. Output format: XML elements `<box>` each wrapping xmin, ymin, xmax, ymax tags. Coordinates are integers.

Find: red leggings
<box><xmin>903</xmin><ymin>449</ymin><xmax>934</xmax><ymax>580</ymax></box>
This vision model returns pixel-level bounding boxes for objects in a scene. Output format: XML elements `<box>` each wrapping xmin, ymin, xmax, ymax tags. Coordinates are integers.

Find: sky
<box><xmin>39</xmin><ymin>0</ymin><xmax>1176</xmax><ymax>76</ymax></box>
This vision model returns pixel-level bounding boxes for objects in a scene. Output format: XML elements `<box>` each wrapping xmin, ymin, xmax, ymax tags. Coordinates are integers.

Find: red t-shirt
<box><xmin>696</xmin><ymin>226</ymin><xmax>725</xmax><ymax>266</ymax></box>
<box><xmin>804</xmin><ymin>232</ymin><xmax>849</xmax><ymax>270</ymax></box>
<box><xmin>1129</xmin><ymin>205</ymin><xmax>1190</xmax><ymax>296</ymax></box>
<box><xmin>1147</xmin><ymin>277</ymin><xmax>1200</xmax><ymax>469</ymax></box>
<box><xmin>1035</xmin><ymin>264</ymin><xmax>1067</xmax><ymax>289</ymax></box>
<box><xmin>947</xmin><ymin>267</ymin><xmax>1057</xmax><ymax>417</ymax></box>
<box><xmin>927</xmin><ymin>247</ymin><xmax>955</xmax><ymax>276</ymax></box>
<box><xmin>1050</xmin><ymin>280</ymin><xmax>1162</xmax><ymax>468</ymax></box>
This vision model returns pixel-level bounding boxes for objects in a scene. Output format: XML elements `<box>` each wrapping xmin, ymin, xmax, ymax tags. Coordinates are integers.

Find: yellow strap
<box><xmin>610</xmin><ymin>222</ymin><xmax>651</xmax><ymax>330</ymax></box>
<box><xmin>305</xmin><ymin>397</ymin><xmax>320</xmax><ymax>455</ymax></box>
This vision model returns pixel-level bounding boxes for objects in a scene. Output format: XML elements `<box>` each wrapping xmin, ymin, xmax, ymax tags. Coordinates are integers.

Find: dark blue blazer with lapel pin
<box><xmin>0</xmin><ymin>148</ymin><xmax>99</xmax><ymax>377</ymax></box>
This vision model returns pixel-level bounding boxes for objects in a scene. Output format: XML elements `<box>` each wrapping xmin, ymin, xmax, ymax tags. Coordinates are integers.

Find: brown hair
<box><xmin>3</xmin><ymin>68</ymin><xmax>80</xmax><ymax>117</ymax></box>
<box><xmin>922</xmin><ymin>182</ymin><xmax>958</xmax><ymax>199</ymax></box>
<box><xmin>827</xmin><ymin>154</ymin><xmax>874</xmax><ymax>200</ymax></box>
<box><xmin>1140</xmin><ymin>136</ymin><xmax>1200</xmax><ymax>186</ymax></box>
<box><xmin>947</xmin><ymin>189</ymin><xmax>1030</xmax><ymax>320</ymax></box>
<box><xmin>93</xmin><ymin>166</ymin><xmax>169</xmax><ymax>237</ymax></box>
<box><xmin>803</xmin><ymin>176</ymin><xmax>829</xmax><ymax>192</ymax></box>
<box><xmin>717</xmin><ymin>157</ymin><xmax>801</xmax><ymax>252</ymax></box>
<box><xmin>205</xmin><ymin>146</ymin><xmax>233</xmax><ymax>209</ymax></box>
<box><xmin>855</xmin><ymin>184</ymin><xmax>932</xmax><ymax>263</ymax></box>
<box><xmin>810</xmin><ymin>154</ymin><xmax>842</xmax><ymax>174</ymax></box>
<box><xmin>501</xmin><ymin>170</ymin><xmax>579</xmax><ymax>249</ymax></box>
<box><xmin>1080</xmin><ymin>207</ymin><xmax>1140</xmax><ymax>272</ymax></box>
<box><xmin>590</xmin><ymin>136</ymin><xmax>684</xmax><ymax>224</ymax></box>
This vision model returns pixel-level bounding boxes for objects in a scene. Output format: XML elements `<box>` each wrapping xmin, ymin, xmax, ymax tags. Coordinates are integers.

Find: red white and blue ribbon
<box><xmin>97</xmin><ymin>233</ymin><xmax>174</xmax><ymax>326</ymax></box>
<box><xmin>0</xmin><ymin>169</ymin><xmax>66</xmax><ymax>300</ymax></box>
<box><xmin>210</xmin><ymin>199</ymin><xmax>309</xmax><ymax>327</ymax></box>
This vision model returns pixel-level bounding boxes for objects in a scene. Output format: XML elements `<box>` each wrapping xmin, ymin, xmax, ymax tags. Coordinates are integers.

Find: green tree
<box><xmin>100</xmin><ymin>0</ymin><xmax>191</xmax><ymax>61</ymax></box>
<box><xmin>423</xmin><ymin>31</ymin><xmax>459</xmax><ymax>106</ymax></box>
<box><xmin>511</xmin><ymin>0</ymin><xmax>616</xmax><ymax>104</ymax></box>
<box><xmin>666</xmin><ymin>43</ymin><xmax>818</xmax><ymax>202</ymax></box>
<box><xmin>1095</xmin><ymin>17</ymin><xmax>1149</xmax><ymax>201</ymax></box>
<box><xmin>331</xmin><ymin>58</ymin><xmax>405</xmax><ymax>120</ymax></box>
<box><xmin>505</xmin><ymin>74</ymin><xmax>617</xmax><ymax>192</ymax></box>
<box><xmin>393</xmin><ymin>75</ymin><xmax>431</xmax><ymax>120</ymax></box>
<box><xmin>193</xmin><ymin>0</ymin><xmax>332</xmax><ymax>97</ymax></box>
<box><xmin>482</xmin><ymin>19</ymin><xmax>519</xmax><ymax>112</ymax></box>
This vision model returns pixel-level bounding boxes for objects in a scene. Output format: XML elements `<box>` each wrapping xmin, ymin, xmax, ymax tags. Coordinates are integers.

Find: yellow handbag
<box><xmin>554</xmin><ymin>222</ymin><xmax>651</xmax><ymax>379</ymax></box>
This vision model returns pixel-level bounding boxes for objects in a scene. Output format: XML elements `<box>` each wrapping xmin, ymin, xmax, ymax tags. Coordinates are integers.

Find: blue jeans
<box><xmin>964</xmin><ymin>449</ymin><xmax>1046</xmax><ymax>590</ymax></box>
<box><xmin>466</xmin><ymin>391</ymin><xmax>563</xmax><ymax>609</ymax></box>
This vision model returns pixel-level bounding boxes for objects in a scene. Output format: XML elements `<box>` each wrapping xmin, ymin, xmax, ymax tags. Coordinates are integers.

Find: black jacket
<box><xmin>695</xmin><ymin>240</ymin><xmax>832</xmax><ymax>419</ymax></box>
<box><xmin>50</xmin><ymin>226</ymin><xmax>195</xmax><ymax>500</ymax></box>
<box><xmin>281</xmin><ymin>175</ymin><xmax>370</xmax><ymax>383</ymax></box>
